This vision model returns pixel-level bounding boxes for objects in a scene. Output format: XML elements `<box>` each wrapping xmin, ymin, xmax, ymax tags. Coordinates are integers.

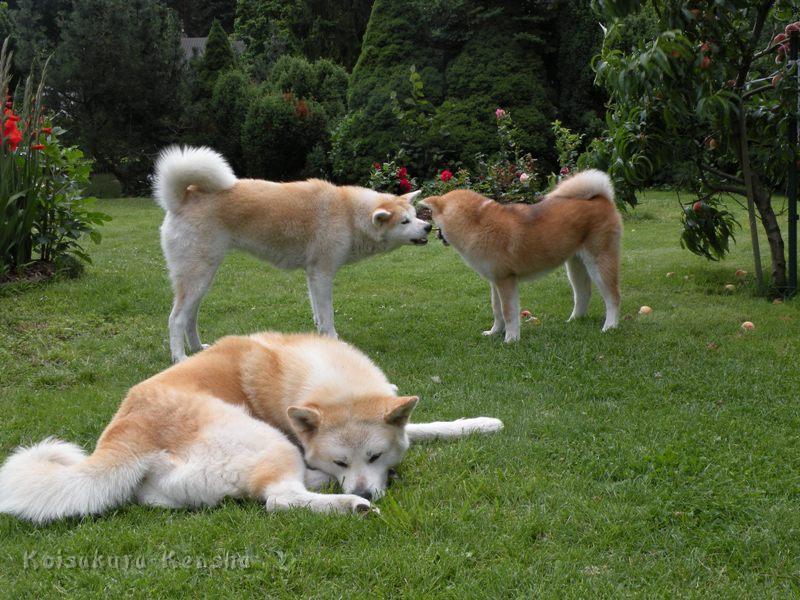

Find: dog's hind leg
<box><xmin>406</xmin><ymin>417</ymin><xmax>504</xmax><ymax>442</ymax></box>
<box><xmin>580</xmin><ymin>249</ymin><xmax>620</xmax><ymax>331</ymax></box>
<box><xmin>494</xmin><ymin>277</ymin><xmax>520</xmax><ymax>343</ymax></box>
<box><xmin>566</xmin><ymin>254</ymin><xmax>592</xmax><ymax>322</ymax></box>
<box><xmin>482</xmin><ymin>282</ymin><xmax>505</xmax><ymax>336</ymax></box>
<box><xmin>306</xmin><ymin>268</ymin><xmax>338</xmax><ymax>338</ymax></box>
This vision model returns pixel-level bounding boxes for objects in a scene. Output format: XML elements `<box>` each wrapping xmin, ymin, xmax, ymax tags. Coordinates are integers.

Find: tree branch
<box><xmin>701</xmin><ymin>163</ymin><xmax>745</xmax><ymax>185</ymax></box>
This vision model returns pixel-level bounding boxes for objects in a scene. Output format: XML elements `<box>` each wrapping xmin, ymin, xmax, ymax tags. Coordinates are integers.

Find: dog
<box><xmin>153</xmin><ymin>146</ymin><xmax>432</xmax><ymax>363</ymax></box>
<box><xmin>421</xmin><ymin>170</ymin><xmax>622</xmax><ymax>342</ymax></box>
<box><xmin>0</xmin><ymin>332</ymin><xmax>503</xmax><ymax>523</ymax></box>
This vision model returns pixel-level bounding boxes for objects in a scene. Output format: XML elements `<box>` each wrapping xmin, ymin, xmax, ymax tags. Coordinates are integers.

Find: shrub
<box><xmin>241</xmin><ymin>90</ymin><xmax>328</xmax><ymax>180</ymax></box>
<box><xmin>270</xmin><ymin>55</ymin><xmax>348</xmax><ymax>120</ymax></box>
<box><xmin>1</xmin><ymin>39</ymin><xmax>109</xmax><ymax>278</ymax></box>
<box><xmin>367</xmin><ymin>160</ymin><xmax>417</xmax><ymax>195</ymax></box>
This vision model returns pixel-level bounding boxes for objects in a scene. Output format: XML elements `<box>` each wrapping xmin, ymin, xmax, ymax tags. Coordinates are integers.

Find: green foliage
<box><xmin>680</xmin><ymin>198</ymin><xmax>738</xmax><ymax>261</ymax></box>
<box><xmin>367</xmin><ymin>160</ymin><xmax>416</xmax><ymax>195</ymax></box>
<box><xmin>552</xmin><ymin>120</ymin><xmax>584</xmax><ymax>173</ymax></box>
<box><xmin>338</xmin><ymin>0</ymin><xmax>561</xmax><ymax>183</ymax></box>
<box><xmin>163</xmin><ymin>0</ymin><xmax>237</xmax><ymax>37</ymax></box>
<box><xmin>241</xmin><ymin>90</ymin><xmax>328</xmax><ymax>180</ymax></box>
<box><xmin>1</xmin><ymin>40</ymin><xmax>109</xmax><ymax>277</ymax></box>
<box><xmin>554</xmin><ymin>0</ymin><xmax>606</xmax><ymax>137</ymax></box>
<box><xmin>270</xmin><ymin>54</ymin><xmax>348</xmax><ymax>119</ymax></box>
<box><xmin>234</xmin><ymin>0</ymin><xmax>372</xmax><ymax>72</ymax></box>
<box><xmin>210</xmin><ymin>69</ymin><xmax>254</xmax><ymax>173</ymax></box>
<box><xmin>0</xmin><ymin>3</ymin><xmax>14</xmax><ymax>45</ymax></box>
<box><xmin>33</xmin><ymin>127</ymin><xmax>111</xmax><ymax>267</ymax></box>
<box><xmin>587</xmin><ymin>0</ymin><xmax>799</xmax><ymax>282</ymax></box>
<box><xmin>47</xmin><ymin>0</ymin><xmax>185</xmax><ymax>194</ymax></box>
<box><xmin>196</xmin><ymin>19</ymin><xmax>236</xmax><ymax>97</ymax></box>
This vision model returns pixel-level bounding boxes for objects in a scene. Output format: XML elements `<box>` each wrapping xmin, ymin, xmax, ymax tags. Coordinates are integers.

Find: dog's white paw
<box><xmin>346</xmin><ymin>496</ymin><xmax>379</xmax><ymax>515</ymax></box>
<box><xmin>482</xmin><ymin>328</ymin><xmax>503</xmax><ymax>337</ymax></box>
<box><xmin>503</xmin><ymin>333</ymin><xmax>520</xmax><ymax>343</ymax></box>
<box><xmin>456</xmin><ymin>417</ymin><xmax>504</xmax><ymax>434</ymax></box>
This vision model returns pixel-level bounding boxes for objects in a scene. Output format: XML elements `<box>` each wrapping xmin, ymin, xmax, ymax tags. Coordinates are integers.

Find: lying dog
<box><xmin>153</xmin><ymin>146</ymin><xmax>432</xmax><ymax>362</ymax></box>
<box><xmin>0</xmin><ymin>333</ymin><xmax>503</xmax><ymax>523</ymax></box>
<box><xmin>422</xmin><ymin>170</ymin><xmax>622</xmax><ymax>342</ymax></box>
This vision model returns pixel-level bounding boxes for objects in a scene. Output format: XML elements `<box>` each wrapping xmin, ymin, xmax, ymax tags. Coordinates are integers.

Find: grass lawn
<box><xmin>1</xmin><ymin>191</ymin><xmax>799</xmax><ymax>597</ymax></box>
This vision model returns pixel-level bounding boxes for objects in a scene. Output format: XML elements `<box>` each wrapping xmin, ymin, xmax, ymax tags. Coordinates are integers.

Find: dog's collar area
<box><xmin>436</xmin><ymin>228</ymin><xmax>449</xmax><ymax>246</ymax></box>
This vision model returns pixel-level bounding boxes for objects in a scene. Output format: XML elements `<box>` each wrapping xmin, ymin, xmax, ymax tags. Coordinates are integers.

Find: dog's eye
<box><xmin>401</xmin><ymin>218</ymin><xmax>410</xmax><ymax>224</ymax></box>
<box><xmin>333</xmin><ymin>460</ymin><xmax>348</xmax><ymax>468</ymax></box>
<box><xmin>368</xmin><ymin>453</ymin><xmax>382</xmax><ymax>464</ymax></box>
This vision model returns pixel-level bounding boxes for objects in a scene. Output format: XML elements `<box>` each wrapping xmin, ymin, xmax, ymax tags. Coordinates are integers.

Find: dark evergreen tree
<box><xmin>234</xmin><ymin>0</ymin><xmax>373</xmax><ymax>72</ymax></box>
<box><xmin>336</xmin><ymin>0</ymin><xmax>562</xmax><ymax>182</ymax></box>
<box><xmin>164</xmin><ymin>0</ymin><xmax>237</xmax><ymax>36</ymax></box>
<box><xmin>196</xmin><ymin>19</ymin><xmax>235</xmax><ymax>96</ymax></box>
<box><xmin>210</xmin><ymin>68</ymin><xmax>253</xmax><ymax>172</ymax></box>
<box><xmin>49</xmin><ymin>0</ymin><xmax>184</xmax><ymax>193</ymax></box>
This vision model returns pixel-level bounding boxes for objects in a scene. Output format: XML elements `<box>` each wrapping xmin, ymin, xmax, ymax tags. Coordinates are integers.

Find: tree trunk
<box><xmin>751</xmin><ymin>172</ymin><xmax>787</xmax><ymax>290</ymax></box>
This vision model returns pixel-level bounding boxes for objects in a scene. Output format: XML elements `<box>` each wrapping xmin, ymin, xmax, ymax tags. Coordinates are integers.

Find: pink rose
<box><xmin>519</xmin><ymin>172</ymin><xmax>529</xmax><ymax>183</ymax></box>
<box><xmin>495</xmin><ymin>108</ymin><xmax>507</xmax><ymax>120</ymax></box>
<box><xmin>559</xmin><ymin>166</ymin><xmax>570</xmax><ymax>177</ymax></box>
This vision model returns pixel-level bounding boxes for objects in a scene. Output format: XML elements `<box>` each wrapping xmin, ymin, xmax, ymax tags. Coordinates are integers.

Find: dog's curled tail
<box><xmin>550</xmin><ymin>169</ymin><xmax>615</xmax><ymax>204</ymax></box>
<box><xmin>0</xmin><ymin>438</ymin><xmax>151</xmax><ymax>523</ymax></box>
<box><xmin>153</xmin><ymin>145</ymin><xmax>237</xmax><ymax>212</ymax></box>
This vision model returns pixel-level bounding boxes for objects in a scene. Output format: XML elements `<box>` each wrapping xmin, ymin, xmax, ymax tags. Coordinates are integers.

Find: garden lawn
<box><xmin>1</xmin><ymin>191</ymin><xmax>799</xmax><ymax>597</ymax></box>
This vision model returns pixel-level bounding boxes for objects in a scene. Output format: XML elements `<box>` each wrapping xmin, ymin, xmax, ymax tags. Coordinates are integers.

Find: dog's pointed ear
<box><xmin>287</xmin><ymin>406</ymin><xmax>322</xmax><ymax>436</ymax></box>
<box><xmin>372</xmin><ymin>208</ymin><xmax>392</xmax><ymax>226</ymax></box>
<box><xmin>384</xmin><ymin>396</ymin><xmax>419</xmax><ymax>427</ymax></box>
<box><xmin>418</xmin><ymin>196</ymin><xmax>437</xmax><ymax>210</ymax></box>
<box><xmin>403</xmin><ymin>190</ymin><xmax>422</xmax><ymax>204</ymax></box>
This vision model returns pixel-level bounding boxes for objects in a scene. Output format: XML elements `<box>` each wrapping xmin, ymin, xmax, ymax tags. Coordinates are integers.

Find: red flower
<box><xmin>373</xmin><ymin>162</ymin><xmax>381</xmax><ymax>170</ymax></box>
<box><xmin>31</xmin><ymin>144</ymin><xmax>45</xmax><ymax>151</ymax></box>
<box><xmin>440</xmin><ymin>169</ymin><xmax>453</xmax><ymax>182</ymax></box>
<box><xmin>3</xmin><ymin>117</ymin><xmax>22</xmax><ymax>151</ymax></box>
<box><xmin>41</xmin><ymin>127</ymin><xmax>53</xmax><ymax>135</ymax></box>
<box><xmin>3</xmin><ymin>108</ymin><xmax>20</xmax><ymax>122</ymax></box>
<box><xmin>559</xmin><ymin>166</ymin><xmax>570</xmax><ymax>177</ymax></box>
<box><xmin>398</xmin><ymin>178</ymin><xmax>412</xmax><ymax>193</ymax></box>
<box><xmin>397</xmin><ymin>166</ymin><xmax>408</xmax><ymax>179</ymax></box>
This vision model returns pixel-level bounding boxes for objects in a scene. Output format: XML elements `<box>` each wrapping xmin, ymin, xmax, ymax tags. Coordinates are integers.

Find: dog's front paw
<box><xmin>457</xmin><ymin>417</ymin><xmax>504</xmax><ymax>434</ymax></box>
<box><xmin>482</xmin><ymin>328</ymin><xmax>503</xmax><ymax>337</ymax></box>
<box><xmin>348</xmin><ymin>496</ymin><xmax>380</xmax><ymax>516</ymax></box>
<box><xmin>503</xmin><ymin>333</ymin><xmax>520</xmax><ymax>343</ymax></box>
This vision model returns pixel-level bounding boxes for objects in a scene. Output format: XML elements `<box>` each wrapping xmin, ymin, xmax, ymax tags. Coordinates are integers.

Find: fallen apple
<box><xmin>741</xmin><ymin>321</ymin><xmax>755</xmax><ymax>331</ymax></box>
<box><xmin>666</xmin><ymin>272</ymin><xmax>675</xmax><ymax>278</ymax></box>
<box><xmin>521</xmin><ymin>310</ymin><xmax>532</xmax><ymax>318</ymax></box>
<box><xmin>735</xmin><ymin>269</ymin><xmax>747</xmax><ymax>277</ymax></box>
<box><xmin>724</xmin><ymin>284</ymin><xmax>736</xmax><ymax>292</ymax></box>
<box><xmin>639</xmin><ymin>306</ymin><xmax>653</xmax><ymax>315</ymax></box>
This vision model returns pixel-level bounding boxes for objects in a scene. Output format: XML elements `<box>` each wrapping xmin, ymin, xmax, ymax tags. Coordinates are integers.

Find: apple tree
<box><xmin>586</xmin><ymin>0</ymin><xmax>799</xmax><ymax>291</ymax></box>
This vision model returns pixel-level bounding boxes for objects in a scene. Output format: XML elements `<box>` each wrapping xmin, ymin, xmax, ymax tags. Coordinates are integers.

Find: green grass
<box><xmin>1</xmin><ymin>191</ymin><xmax>799</xmax><ymax>597</ymax></box>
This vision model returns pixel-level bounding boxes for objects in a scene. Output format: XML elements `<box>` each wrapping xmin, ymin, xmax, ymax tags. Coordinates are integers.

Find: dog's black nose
<box><xmin>356</xmin><ymin>490</ymin><xmax>373</xmax><ymax>501</ymax></box>
<box><xmin>424</xmin><ymin>222</ymin><xmax>432</xmax><ymax>233</ymax></box>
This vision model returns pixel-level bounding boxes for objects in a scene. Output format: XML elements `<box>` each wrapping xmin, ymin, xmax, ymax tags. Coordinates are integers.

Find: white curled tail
<box><xmin>406</xmin><ymin>417</ymin><xmax>504</xmax><ymax>442</ymax></box>
<box><xmin>152</xmin><ymin>145</ymin><xmax>237</xmax><ymax>212</ymax></box>
<box><xmin>0</xmin><ymin>438</ymin><xmax>152</xmax><ymax>523</ymax></box>
<box><xmin>549</xmin><ymin>169</ymin><xmax>615</xmax><ymax>203</ymax></box>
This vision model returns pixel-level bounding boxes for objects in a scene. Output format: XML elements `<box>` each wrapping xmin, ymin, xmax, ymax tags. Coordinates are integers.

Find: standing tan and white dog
<box><xmin>0</xmin><ymin>332</ymin><xmax>503</xmax><ymax>523</ymax></box>
<box><xmin>153</xmin><ymin>146</ymin><xmax>432</xmax><ymax>363</ymax></box>
<box><xmin>421</xmin><ymin>170</ymin><xmax>622</xmax><ymax>342</ymax></box>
